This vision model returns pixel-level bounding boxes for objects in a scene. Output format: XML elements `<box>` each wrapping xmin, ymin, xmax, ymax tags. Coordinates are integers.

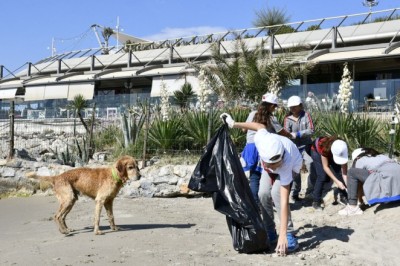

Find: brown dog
<box><xmin>37</xmin><ymin>155</ymin><xmax>141</xmax><ymax>235</ymax></box>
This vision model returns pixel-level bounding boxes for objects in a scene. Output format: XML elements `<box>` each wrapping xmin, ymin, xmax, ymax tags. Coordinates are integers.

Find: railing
<box><xmin>2</xmin><ymin>8</ymin><xmax>399</xmax><ymax>79</ymax></box>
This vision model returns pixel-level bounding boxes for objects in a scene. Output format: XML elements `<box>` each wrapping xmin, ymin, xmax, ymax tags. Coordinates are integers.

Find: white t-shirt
<box><xmin>254</xmin><ymin>128</ymin><xmax>303</xmax><ymax>186</ymax></box>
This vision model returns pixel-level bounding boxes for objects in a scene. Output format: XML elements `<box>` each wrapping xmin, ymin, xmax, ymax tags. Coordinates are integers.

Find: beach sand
<box><xmin>0</xmin><ymin>193</ymin><xmax>399</xmax><ymax>266</ymax></box>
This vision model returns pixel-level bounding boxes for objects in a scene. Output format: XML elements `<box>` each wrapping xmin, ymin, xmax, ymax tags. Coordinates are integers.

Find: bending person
<box><xmin>339</xmin><ymin>147</ymin><xmax>400</xmax><ymax>216</ymax></box>
<box><xmin>310</xmin><ymin>136</ymin><xmax>349</xmax><ymax>210</ymax></box>
<box><xmin>221</xmin><ymin>113</ymin><xmax>303</xmax><ymax>255</ymax></box>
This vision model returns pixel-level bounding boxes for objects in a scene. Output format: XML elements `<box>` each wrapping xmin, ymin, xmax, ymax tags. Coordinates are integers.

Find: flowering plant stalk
<box><xmin>197</xmin><ymin>69</ymin><xmax>212</xmax><ymax>111</ymax></box>
<box><xmin>338</xmin><ymin>62</ymin><xmax>354</xmax><ymax>114</ymax></box>
<box><xmin>159</xmin><ymin>78</ymin><xmax>170</xmax><ymax>121</ymax></box>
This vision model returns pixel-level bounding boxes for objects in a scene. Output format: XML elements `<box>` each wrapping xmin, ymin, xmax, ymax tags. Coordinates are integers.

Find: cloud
<box><xmin>143</xmin><ymin>26</ymin><xmax>228</xmax><ymax>41</ymax></box>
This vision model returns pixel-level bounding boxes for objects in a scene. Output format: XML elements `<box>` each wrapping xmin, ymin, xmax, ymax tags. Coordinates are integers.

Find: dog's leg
<box><xmin>104</xmin><ymin>199</ymin><xmax>118</xmax><ymax>231</ymax></box>
<box><xmin>55</xmin><ymin>198</ymin><xmax>76</xmax><ymax>234</ymax></box>
<box><xmin>54</xmin><ymin>185</ymin><xmax>76</xmax><ymax>234</ymax></box>
<box><xmin>94</xmin><ymin>198</ymin><xmax>105</xmax><ymax>235</ymax></box>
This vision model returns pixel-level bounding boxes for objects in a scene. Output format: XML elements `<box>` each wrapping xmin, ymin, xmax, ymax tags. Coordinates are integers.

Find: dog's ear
<box><xmin>115</xmin><ymin>157</ymin><xmax>127</xmax><ymax>175</ymax></box>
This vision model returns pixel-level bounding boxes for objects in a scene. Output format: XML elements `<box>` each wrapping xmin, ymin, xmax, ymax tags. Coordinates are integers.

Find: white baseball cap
<box><xmin>262</xmin><ymin>93</ymin><xmax>278</xmax><ymax>105</ymax></box>
<box><xmin>351</xmin><ymin>148</ymin><xmax>364</xmax><ymax>161</ymax></box>
<box><xmin>255</xmin><ymin>134</ymin><xmax>284</xmax><ymax>163</ymax></box>
<box><xmin>331</xmin><ymin>140</ymin><xmax>348</xmax><ymax>165</ymax></box>
<box><xmin>287</xmin><ymin>96</ymin><xmax>302</xmax><ymax>107</ymax></box>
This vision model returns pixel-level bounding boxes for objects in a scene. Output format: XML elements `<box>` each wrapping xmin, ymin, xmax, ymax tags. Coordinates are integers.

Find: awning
<box><xmin>310</xmin><ymin>47</ymin><xmax>400</xmax><ymax>63</ymax></box>
<box><xmin>150</xmin><ymin>75</ymin><xmax>186</xmax><ymax>97</ymax></box>
<box><xmin>68</xmin><ymin>83</ymin><xmax>95</xmax><ymax>100</ymax></box>
<box><xmin>0</xmin><ymin>79</ymin><xmax>23</xmax><ymax>89</ymax></box>
<box><xmin>24</xmin><ymin>83</ymin><xmax>94</xmax><ymax>101</ymax></box>
<box><xmin>44</xmin><ymin>85</ymin><xmax>69</xmax><ymax>99</ymax></box>
<box><xmin>0</xmin><ymin>88</ymin><xmax>18</xmax><ymax>99</ymax></box>
<box><xmin>25</xmin><ymin>86</ymin><xmax>46</xmax><ymax>101</ymax></box>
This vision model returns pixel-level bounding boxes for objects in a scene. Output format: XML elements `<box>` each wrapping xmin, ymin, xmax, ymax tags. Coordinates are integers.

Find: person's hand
<box><xmin>275</xmin><ymin>234</ymin><xmax>288</xmax><ymax>256</ymax></box>
<box><xmin>290</xmin><ymin>132</ymin><xmax>297</xmax><ymax>139</ymax></box>
<box><xmin>220</xmin><ymin>113</ymin><xmax>235</xmax><ymax>128</ymax></box>
<box><xmin>336</xmin><ymin>181</ymin><xmax>346</xmax><ymax>190</ymax></box>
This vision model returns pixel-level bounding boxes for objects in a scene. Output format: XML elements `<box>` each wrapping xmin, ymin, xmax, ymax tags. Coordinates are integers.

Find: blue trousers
<box><xmin>249</xmin><ymin>170</ymin><xmax>261</xmax><ymax>205</ymax></box>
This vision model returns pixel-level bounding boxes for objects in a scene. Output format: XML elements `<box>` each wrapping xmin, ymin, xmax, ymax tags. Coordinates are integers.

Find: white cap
<box><xmin>255</xmin><ymin>134</ymin><xmax>284</xmax><ymax>163</ymax></box>
<box><xmin>351</xmin><ymin>148</ymin><xmax>364</xmax><ymax>161</ymax></box>
<box><xmin>331</xmin><ymin>140</ymin><xmax>348</xmax><ymax>165</ymax></box>
<box><xmin>262</xmin><ymin>93</ymin><xmax>278</xmax><ymax>105</ymax></box>
<box><xmin>287</xmin><ymin>96</ymin><xmax>302</xmax><ymax>107</ymax></box>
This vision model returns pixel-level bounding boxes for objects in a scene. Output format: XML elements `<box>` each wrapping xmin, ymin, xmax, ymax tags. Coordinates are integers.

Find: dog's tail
<box><xmin>29</xmin><ymin>174</ymin><xmax>55</xmax><ymax>186</ymax></box>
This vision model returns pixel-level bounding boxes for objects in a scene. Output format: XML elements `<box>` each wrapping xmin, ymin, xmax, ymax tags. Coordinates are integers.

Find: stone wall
<box><xmin>0</xmin><ymin>157</ymin><xmax>203</xmax><ymax>198</ymax></box>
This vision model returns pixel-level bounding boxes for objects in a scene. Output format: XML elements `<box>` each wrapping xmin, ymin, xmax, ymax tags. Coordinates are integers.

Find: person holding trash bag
<box><xmin>221</xmin><ymin>113</ymin><xmax>303</xmax><ymax>256</ymax></box>
<box><xmin>242</xmin><ymin>93</ymin><xmax>293</xmax><ymax>207</ymax></box>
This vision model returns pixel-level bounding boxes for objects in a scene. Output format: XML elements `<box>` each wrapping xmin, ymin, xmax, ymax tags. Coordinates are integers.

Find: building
<box><xmin>0</xmin><ymin>8</ymin><xmax>399</xmax><ymax>119</ymax></box>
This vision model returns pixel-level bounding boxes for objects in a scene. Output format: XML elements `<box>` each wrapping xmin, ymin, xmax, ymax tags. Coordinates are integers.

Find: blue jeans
<box><xmin>249</xmin><ymin>170</ymin><xmax>261</xmax><ymax>205</ymax></box>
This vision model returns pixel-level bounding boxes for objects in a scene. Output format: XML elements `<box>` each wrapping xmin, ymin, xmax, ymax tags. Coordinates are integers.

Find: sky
<box><xmin>1</xmin><ymin>0</ymin><xmax>399</xmax><ymax>74</ymax></box>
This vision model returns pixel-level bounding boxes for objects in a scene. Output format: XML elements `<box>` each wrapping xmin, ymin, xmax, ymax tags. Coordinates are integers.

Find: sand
<box><xmin>0</xmin><ymin>194</ymin><xmax>399</xmax><ymax>266</ymax></box>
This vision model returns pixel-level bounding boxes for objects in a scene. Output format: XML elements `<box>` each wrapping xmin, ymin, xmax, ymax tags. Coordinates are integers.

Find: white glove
<box><xmin>220</xmin><ymin>113</ymin><xmax>235</xmax><ymax>128</ymax></box>
<box><xmin>290</xmin><ymin>132</ymin><xmax>297</xmax><ymax>139</ymax></box>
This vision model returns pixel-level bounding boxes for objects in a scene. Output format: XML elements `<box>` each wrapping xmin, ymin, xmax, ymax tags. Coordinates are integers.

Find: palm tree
<box><xmin>173</xmin><ymin>82</ymin><xmax>195</xmax><ymax>112</ymax></box>
<box><xmin>101</xmin><ymin>27</ymin><xmax>114</xmax><ymax>54</ymax></box>
<box><xmin>67</xmin><ymin>94</ymin><xmax>89</xmax><ymax>132</ymax></box>
<box><xmin>253</xmin><ymin>7</ymin><xmax>294</xmax><ymax>35</ymax></box>
<box><xmin>199</xmin><ymin>39</ymin><xmax>315</xmax><ymax>103</ymax></box>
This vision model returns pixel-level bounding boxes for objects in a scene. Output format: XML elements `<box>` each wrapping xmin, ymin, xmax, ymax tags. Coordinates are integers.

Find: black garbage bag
<box><xmin>189</xmin><ymin>125</ymin><xmax>270</xmax><ymax>254</ymax></box>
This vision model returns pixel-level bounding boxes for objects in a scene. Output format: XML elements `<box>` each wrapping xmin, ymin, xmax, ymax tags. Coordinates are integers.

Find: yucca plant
<box><xmin>316</xmin><ymin>112</ymin><xmax>354</xmax><ymax>143</ymax></box>
<box><xmin>148</xmin><ymin>113</ymin><xmax>184</xmax><ymax>152</ymax></box>
<box><xmin>221</xmin><ymin>108</ymin><xmax>251</xmax><ymax>149</ymax></box>
<box><xmin>350</xmin><ymin>114</ymin><xmax>386</xmax><ymax>152</ymax></box>
<box><xmin>182</xmin><ymin>110</ymin><xmax>221</xmax><ymax>149</ymax></box>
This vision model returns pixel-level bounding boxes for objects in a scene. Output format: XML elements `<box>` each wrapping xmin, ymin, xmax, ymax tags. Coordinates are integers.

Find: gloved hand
<box><xmin>290</xmin><ymin>132</ymin><xmax>297</xmax><ymax>139</ymax></box>
<box><xmin>220</xmin><ymin>113</ymin><xmax>235</xmax><ymax>128</ymax></box>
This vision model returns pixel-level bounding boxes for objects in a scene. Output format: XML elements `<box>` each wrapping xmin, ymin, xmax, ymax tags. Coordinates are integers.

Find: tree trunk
<box><xmin>7</xmin><ymin>101</ymin><xmax>15</xmax><ymax>160</ymax></box>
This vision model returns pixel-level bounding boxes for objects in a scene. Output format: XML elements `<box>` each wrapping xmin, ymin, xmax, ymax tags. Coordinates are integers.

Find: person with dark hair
<box><xmin>222</xmin><ymin>113</ymin><xmax>303</xmax><ymax>255</ymax></box>
<box><xmin>284</xmin><ymin>95</ymin><xmax>315</xmax><ymax>202</ymax></box>
<box><xmin>338</xmin><ymin>147</ymin><xmax>400</xmax><ymax>216</ymax></box>
<box><xmin>241</xmin><ymin>93</ymin><xmax>292</xmax><ymax>206</ymax></box>
<box><xmin>310</xmin><ymin>136</ymin><xmax>349</xmax><ymax>210</ymax></box>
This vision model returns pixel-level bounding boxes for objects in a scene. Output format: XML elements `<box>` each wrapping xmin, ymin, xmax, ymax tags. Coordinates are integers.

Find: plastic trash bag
<box><xmin>189</xmin><ymin>125</ymin><xmax>270</xmax><ymax>254</ymax></box>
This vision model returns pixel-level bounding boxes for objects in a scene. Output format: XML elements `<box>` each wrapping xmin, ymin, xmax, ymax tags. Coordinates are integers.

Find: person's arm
<box><xmin>276</xmin><ymin>184</ymin><xmax>290</xmax><ymax>255</ymax></box>
<box><xmin>341</xmin><ymin>163</ymin><xmax>348</xmax><ymax>186</ymax></box>
<box><xmin>321</xmin><ymin>155</ymin><xmax>346</xmax><ymax>190</ymax></box>
<box><xmin>297</xmin><ymin>112</ymin><xmax>315</xmax><ymax>138</ymax></box>
<box><xmin>232</xmin><ymin>121</ymin><xmax>266</xmax><ymax>131</ymax></box>
<box><xmin>278</xmin><ymin>128</ymin><xmax>295</xmax><ymax>139</ymax></box>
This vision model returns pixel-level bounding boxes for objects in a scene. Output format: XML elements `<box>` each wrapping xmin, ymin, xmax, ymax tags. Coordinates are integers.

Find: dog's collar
<box><xmin>112</xmin><ymin>168</ymin><xmax>123</xmax><ymax>183</ymax></box>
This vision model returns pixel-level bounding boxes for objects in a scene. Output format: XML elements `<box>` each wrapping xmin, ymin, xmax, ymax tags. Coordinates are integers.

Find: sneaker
<box><xmin>338</xmin><ymin>205</ymin><xmax>363</xmax><ymax>216</ymax></box>
<box><xmin>312</xmin><ymin>201</ymin><xmax>323</xmax><ymax>211</ymax></box>
<box><xmin>267</xmin><ymin>229</ymin><xmax>278</xmax><ymax>244</ymax></box>
<box><xmin>286</xmin><ymin>233</ymin><xmax>299</xmax><ymax>252</ymax></box>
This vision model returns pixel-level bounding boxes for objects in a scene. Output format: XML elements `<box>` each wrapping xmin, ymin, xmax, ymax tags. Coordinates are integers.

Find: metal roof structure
<box><xmin>0</xmin><ymin>7</ymin><xmax>400</xmax><ymax>100</ymax></box>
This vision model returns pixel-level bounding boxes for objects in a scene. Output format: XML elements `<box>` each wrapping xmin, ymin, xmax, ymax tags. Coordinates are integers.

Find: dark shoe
<box><xmin>312</xmin><ymin>201</ymin><xmax>323</xmax><ymax>211</ymax></box>
<box><xmin>338</xmin><ymin>197</ymin><xmax>348</xmax><ymax>206</ymax></box>
<box><xmin>291</xmin><ymin>195</ymin><xmax>302</xmax><ymax>202</ymax></box>
<box><xmin>267</xmin><ymin>229</ymin><xmax>278</xmax><ymax>244</ymax></box>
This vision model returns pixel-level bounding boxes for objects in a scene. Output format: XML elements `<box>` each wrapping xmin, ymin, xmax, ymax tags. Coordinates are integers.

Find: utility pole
<box><xmin>362</xmin><ymin>0</ymin><xmax>379</xmax><ymax>22</ymax></box>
